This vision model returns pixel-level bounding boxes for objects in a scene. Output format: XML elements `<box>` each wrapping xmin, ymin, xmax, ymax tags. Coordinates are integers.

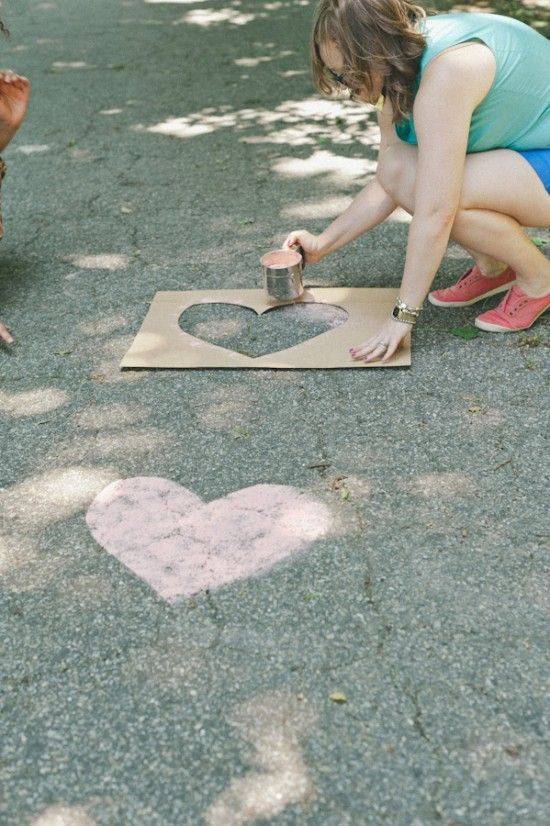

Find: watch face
<box><xmin>392</xmin><ymin>306</ymin><xmax>399</xmax><ymax>318</ymax></box>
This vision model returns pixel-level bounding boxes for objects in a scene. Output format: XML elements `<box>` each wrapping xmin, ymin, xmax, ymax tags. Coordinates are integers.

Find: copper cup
<box><xmin>261</xmin><ymin>247</ymin><xmax>304</xmax><ymax>301</ymax></box>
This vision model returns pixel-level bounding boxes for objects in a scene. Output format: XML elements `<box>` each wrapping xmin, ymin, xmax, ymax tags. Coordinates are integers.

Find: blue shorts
<box><xmin>516</xmin><ymin>148</ymin><xmax>550</xmax><ymax>193</ymax></box>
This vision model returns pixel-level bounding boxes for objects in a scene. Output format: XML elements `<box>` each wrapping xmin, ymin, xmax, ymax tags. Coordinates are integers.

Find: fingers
<box><xmin>349</xmin><ymin>336</ymin><xmax>381</xmax><ymax>360</ymax></box>
<box><xmin>362</xmin><ymin>343</ymin><xmax>388</xmax><ymax>363</ymax></box>
<box><xmin>349</xmin><ymin>335</ymin><xmax>401</xmax><ymax>363</ymax></box>
<box><xmin>0</xmin><ymin>320</ymin><xmax>14</xmax><ymax>345</ymax></box>
<box><xmin>380</xmin><ymin>339</ymin><xmax>400</xmax><ymax>363</ymax></box>
<box><xmin>13</xmin><ymin>76</ymin><xmax>30</xmax><ymax>92</ymax></box>
<box><xmin>0</xmin><ymin>70</ymin><xmax>30</xmax><ymax>88</ymax></box>
<box><xmin>283</xmin><ymin>230</ymin><xmax>309</xmax><ymax>251</ymax></box>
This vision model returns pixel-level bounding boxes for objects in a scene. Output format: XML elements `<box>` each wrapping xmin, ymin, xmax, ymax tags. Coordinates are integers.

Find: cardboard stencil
<box><xmin>120</xmin><ymin>287</ymin><xmax>411</xmax><ymax>370</ymax></box>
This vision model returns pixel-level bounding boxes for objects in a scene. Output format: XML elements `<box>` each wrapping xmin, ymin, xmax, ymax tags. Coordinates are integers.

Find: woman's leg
<box><xmin>377</xmin><ymin>145</ymin><xmax>550</xmax><ymax>296</ymax></box>
<box><xmin>459</xmin><ymin>244</ymin><xmax>508</xmax><ymax>277</ymax></box>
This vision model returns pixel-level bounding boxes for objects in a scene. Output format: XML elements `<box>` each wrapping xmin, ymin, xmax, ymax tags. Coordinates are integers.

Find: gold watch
<box><xmin>392</xmin><ymin>297</ymin><xmax>422</xmax><ymax>325</ymax></box>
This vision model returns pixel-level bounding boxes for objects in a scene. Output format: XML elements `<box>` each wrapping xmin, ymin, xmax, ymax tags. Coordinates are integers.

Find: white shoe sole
<box><xmin>474</xmin><ymin>318</ymin><xmax>517</xmax><ymax>332</ymax></box>
<box><xmin>428</xmin><ymin>281</ymin><xmax>515</xmax><ymax>308</ymax></box>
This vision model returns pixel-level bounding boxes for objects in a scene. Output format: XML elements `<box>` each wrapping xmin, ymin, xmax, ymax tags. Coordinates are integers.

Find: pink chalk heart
<box><xmin>86</xmin><ymin>477</ymin><xmax>332</xmax><ymax>602</ymax></box>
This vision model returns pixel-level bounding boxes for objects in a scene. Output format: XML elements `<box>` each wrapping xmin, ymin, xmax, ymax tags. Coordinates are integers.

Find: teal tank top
<box><xmin>395</xmin><ymin>12</ymin><xmax>550</xmax><ymax>152</ymax></box>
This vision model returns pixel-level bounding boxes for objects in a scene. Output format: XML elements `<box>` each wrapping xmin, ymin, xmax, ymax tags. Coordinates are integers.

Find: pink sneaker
<box><xmin>429</xmin><ymin>265</ymin><xmax>516</xmax><ymax>307</ymax></box>
<box><xmin>475</xmin><ymin>285</ymin><xmax>550</xmax><ymax>332</ymax></box>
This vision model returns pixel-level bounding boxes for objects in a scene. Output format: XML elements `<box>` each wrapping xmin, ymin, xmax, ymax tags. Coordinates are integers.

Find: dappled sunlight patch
<box><xmin>336</xmin><ymin>473</ymin><xmax>372</xmax><ymax>498</ymax></box>
<box><xmin>93</xmin><ymin>333</ymin><xmax>156</xmax><ymax>383</ymax></box>
<box><xmin>54</xmin><ymin>427</ymin><xmax>171</xmax><ymax>463</ymax></box>
<box><xmin>15</xmin><ymin>144</ymin><xmax>50</xmax><ymax>155</ymax></box>
<box><xmin>0</xmin><ymin>466</ymin><xmax>120</xmax><ymax>533</ymax></box>
<box><xmin>67</xmin><ymin>253</ymin><xmax>130</xmax><ymax>271</ymax></box>
<box><xmin>388</xmin><ymin>207</ymin><xmax>412</xmax><ymax>223</ymax></box>
<box><xmin>192</xmin><ymin>316</ymin><xmax>248</xmax><ymax>339</ymax></box>
<box><xmin>279</xmin><ymin>69</ymin><xmax>307</xmax><ymax>77</ymax></box>
<box><xmin>201</xmin><ymin>398</ymin><xmax>253</xmax><ymax>429</ymax></box>
<box><xmin>136</xmin><ymin>97</ymin><xmax>379</xmax><ymax>148</ymax></box>
<box><xmin>204</xmin><ymin>690</ymin><xmax>315</xmax><ymax>824</ymax></box>
<box><xmin>69</xmin><ymin>147</ymin><xmax>91</xmax><ymax>161</ymax></box>
<box><xmin>52</xmin><ymin>61</ymin><xmax>93</xmax><ymax>70</ymax></box>
<box><xmin>195</xmin><ymin>384</ymin><xmax>257</xmax><ymax>430</ymax></box>
<box><xmin>99</xmin><ymin>108</ymin><xmax>123</xmax><ymax>115</ymax></box>
<box><xmin>91</xmin><ymin>337</ymin><xmax>146</xmax><ymax>383</ymax></box>
<box><xmin>71</xmin><ymin>402</ymin><xmax>149</xmax><ymax>430</ymax></box>
<box><xmin>235</xmin><ymin>55</ymin><xmax>275</xmax><ymax>68</ymax></box>
<box><xmin>281</xmin><ymin>194</ymin><xmax>352</xmax><ymax>219</ymax></box>
<box><xmin>175</xmin><ymin>8</ymin><xmax>259</xmax><ymax>26</ymax></box>
<box><xmin>272</xmin><ymin>149</ymin><xmax>376</xmax><ymax>185</ymax></box>
<box><xmin>78</xmin><ymin>314</ymin><xmax>129</xmax><ymax>337</ymax></box>
<box><xmin>234</xmin><ymin>50</ymin><xmax>293</xmax><ymax>68</ymax></box>
<box><xmin>445</xmin><ymin>242</ymin><xmax>470</xmax><ymax>260</ymax></box>
<box><xmin>406</xmin><ymin>472</ymin><xmax>474</xmax><ymax>498</ymax></box>
<box><xmin>0</xmin><ymin>535</ymin><xmax>17</xmax><ymax>575</ymax></box>
<box><xmin>0</xmin><ymin>387</ymin><xmax>69</xmax><ymax>418</ymax></box>
<box><xmin>30</xmin><ymin>804</ymin><xmax>96</xmax><ymax>826</ymax></box>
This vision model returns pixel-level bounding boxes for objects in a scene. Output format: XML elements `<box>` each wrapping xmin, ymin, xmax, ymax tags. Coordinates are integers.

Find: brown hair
<box><xmin>311</xmin><ymin>0</ymin><xmax>427</xmax><ymax>121</ymax></box>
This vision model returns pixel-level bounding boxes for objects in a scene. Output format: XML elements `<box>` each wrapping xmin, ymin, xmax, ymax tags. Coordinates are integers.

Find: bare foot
<box><xmin>0</xmin><ymin>70</ymin><xmax>31</xmax><ymax>151</ymax></box>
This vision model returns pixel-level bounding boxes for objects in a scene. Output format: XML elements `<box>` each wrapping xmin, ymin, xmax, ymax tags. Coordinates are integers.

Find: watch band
<box><xmin>392</xmin><ymin>297</ymin><xmax>422</xmax><ymax>325</ymax></box>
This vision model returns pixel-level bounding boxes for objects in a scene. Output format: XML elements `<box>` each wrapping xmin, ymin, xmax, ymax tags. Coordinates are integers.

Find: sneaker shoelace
<box><xmin>499</xmin><ymin>286</ymin><xmax>526</xmax><ymax>317</ymax></box>
<box><xmin>456</xmin><ymin>266</ymin><xmax>476</xmax><ymax>289</ymax></box>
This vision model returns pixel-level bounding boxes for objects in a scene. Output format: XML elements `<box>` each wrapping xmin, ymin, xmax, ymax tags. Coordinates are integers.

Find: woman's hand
<box><xmin>0</xmin><ymin>318</ymin><xmax>13</xmax><ymax>345</ymax></box>
<box><xmin>282</xmin><ymin>230</ymin><xmax>326</xmax><ymax>265</ymax></box>
<box><xmin>349</xmin><ymin>317</ymin><xmax>411</xmax><ymax>364</ymax></box>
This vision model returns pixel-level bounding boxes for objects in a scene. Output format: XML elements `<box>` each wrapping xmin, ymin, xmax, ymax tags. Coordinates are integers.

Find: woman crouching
<box><xmin>284</xmin><ymin>0</ymin><xmax>550</xmax><ymax>362</ymax></box>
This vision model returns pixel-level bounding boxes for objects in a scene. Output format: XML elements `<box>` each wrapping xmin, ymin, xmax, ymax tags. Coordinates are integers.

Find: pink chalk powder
<box><xmin>261</xmin><ymin>249</ymin><xmax>302</xmax><ymax>269</ymax></box>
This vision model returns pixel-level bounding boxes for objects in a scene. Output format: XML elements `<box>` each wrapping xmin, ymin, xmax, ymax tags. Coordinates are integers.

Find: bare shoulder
<box><xmin>420</xmin><ymin>42</ymin><xmax>496</xmax><ymax>105</ymax></box>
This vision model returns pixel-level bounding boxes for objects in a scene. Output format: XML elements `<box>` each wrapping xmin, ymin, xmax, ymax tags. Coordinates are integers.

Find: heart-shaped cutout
<box><xmin>86</xmin><ymin>477</ymin><xmax>332</xmax><ymax>602</ymax></box>
<box><xmin>179</xmin><ymin>301</ymin><xmax>348</xmax><ymax>358</ymax></box>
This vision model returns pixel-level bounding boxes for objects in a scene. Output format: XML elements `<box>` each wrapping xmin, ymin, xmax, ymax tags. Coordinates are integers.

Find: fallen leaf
<box><xmin>120</xmin><ymin>205</ymin><xmax>133</xmax><ymax>214</ymax></box>
<box><xmin>90</xmin><ymin>372</ymin><xmax>106</xmax><ymax>382</ymax></box>
<box><xmin>451</xmin><ymin>325</ymin><xmax>479</xmax><ymax>341</ymax></box>
<box><xmin>329</xmin><ymin>692</ymin><xmax>347</xmax><ymax>704</ymax></box>
<box><xmin>340</xmin><ymin>487</ymin><xmax>350</xmax><ymax>500</ymax></box>
<box><xmin>233</xmin><ymin>427</ymin><xmax>250</xmax><ymax>439</ymax></box>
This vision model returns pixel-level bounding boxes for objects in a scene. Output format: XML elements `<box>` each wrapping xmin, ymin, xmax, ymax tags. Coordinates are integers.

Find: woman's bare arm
<box><xmin>398</xmin><ymin>44</ymin><xmax>496</xmax><ymax>307</ymax></box>
<box><xmin>315</xmin><ymin>99</ymin><xmax>400</xmax><ymax>256</ymax></box>
<box><xmin>316</xmin><ymin>178</ymin><xmax>396</xmax><ymax>256</ymax></box>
